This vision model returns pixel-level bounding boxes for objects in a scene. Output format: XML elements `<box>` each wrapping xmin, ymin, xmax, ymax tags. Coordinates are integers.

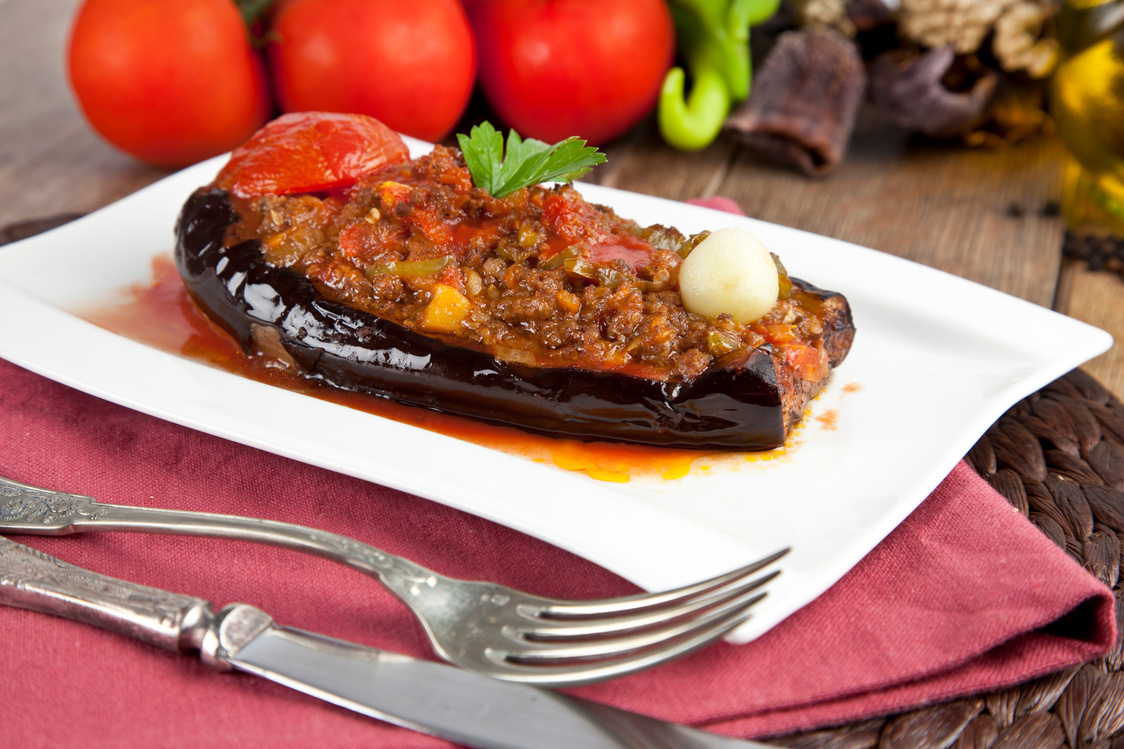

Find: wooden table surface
<box><xmin>2</xmin><ymin>0</ymin><xmax>1122</xmax><ymax>404</ymax></box>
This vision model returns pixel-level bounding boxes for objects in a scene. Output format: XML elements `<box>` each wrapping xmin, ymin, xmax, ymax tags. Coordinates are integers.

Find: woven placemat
<box><xmin>778</xmin><ymin>368</ymin><xmax>1124</xmax><ymax>749</ymax></box>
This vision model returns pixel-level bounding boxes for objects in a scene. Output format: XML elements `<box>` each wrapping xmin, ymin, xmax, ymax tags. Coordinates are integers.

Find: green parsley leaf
<box><xmin>456</xmin><ymin>122</ymin><xmax>607</xmax><ymax>199</ymax></box>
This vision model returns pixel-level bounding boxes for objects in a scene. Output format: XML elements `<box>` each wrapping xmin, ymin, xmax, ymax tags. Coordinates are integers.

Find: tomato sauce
<box><xmin>81</xmin><ymin>255</ymin><xmax>791</xmax><ymax>481</ymax></box>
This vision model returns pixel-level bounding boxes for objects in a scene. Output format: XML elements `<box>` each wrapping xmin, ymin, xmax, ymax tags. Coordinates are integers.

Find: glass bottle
<box><xmin>1051</xmin><ymin>0</ymin><xmax>1124</xmax><ymax>232</ymax></box>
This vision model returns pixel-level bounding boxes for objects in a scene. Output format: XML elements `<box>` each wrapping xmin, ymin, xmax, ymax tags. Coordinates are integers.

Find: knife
<box><xmin>0</xmin><ymin>536</ymin><xmax>777</xmax><ymax>749</ymax></box>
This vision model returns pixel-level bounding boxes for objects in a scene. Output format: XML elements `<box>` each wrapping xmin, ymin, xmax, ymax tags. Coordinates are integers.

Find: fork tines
<box><xmin>486</xmin><ymin>548</ymin><xmax>789</xmax><ymax>686</ymax></box>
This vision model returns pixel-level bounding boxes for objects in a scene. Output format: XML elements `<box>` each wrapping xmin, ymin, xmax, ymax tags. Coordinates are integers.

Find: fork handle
<box><xmin>0</xmin><ymin>475</ymin><xmax>440</xmax><ymax>601</ymax></box>
<box><xmin>0</xmin><ymin>535</ymin><xmax>216</xmax><ymax>655</ymax></box>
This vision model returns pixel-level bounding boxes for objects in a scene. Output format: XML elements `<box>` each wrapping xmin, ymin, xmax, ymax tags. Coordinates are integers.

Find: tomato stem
<box><xmin>236</xmin><ymin>0</ymin><xmax>277</xmax><ymax>27</ymax></box>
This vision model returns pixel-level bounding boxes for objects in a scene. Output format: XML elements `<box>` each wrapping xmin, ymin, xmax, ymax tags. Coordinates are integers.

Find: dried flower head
<box><xmin>899</xmin><ymin>0</ymin><xmax>1060</xmax><ymax>76</ymax></box>
<box><xmin>795</xmin><ymin>0</ymin><xmax>858</xmax><ymax>36</ymax></box>
<box><xmin>993</xmin><ymin>2</ymin><xmax>1059</xmax><ymax>76</ymax></box>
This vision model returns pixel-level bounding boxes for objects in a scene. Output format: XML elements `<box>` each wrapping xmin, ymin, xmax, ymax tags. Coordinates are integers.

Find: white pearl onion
<box><xmin>679</xmin><ymin>227</ymin><xmax>780</xmax><ymax>324</ymax></box>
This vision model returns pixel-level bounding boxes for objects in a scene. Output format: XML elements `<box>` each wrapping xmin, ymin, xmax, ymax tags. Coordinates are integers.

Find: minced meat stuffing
<box><xmin>226</xmin><ymin>145</ymin><xmax>831</xmax><ymax>385</ymax></box>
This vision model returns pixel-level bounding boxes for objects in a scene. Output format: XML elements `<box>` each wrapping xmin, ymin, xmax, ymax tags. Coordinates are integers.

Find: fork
<box><xmin>0</xmin><ymin>474</ymin><xmax>787</xmax><ymax>687</ymax></box>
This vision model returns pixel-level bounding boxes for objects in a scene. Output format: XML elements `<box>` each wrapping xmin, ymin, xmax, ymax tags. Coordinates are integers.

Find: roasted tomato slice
<box><xmin>215</xmin><ymin>112</ymin><xmax>410</xmax><ymax>199</ymax></box>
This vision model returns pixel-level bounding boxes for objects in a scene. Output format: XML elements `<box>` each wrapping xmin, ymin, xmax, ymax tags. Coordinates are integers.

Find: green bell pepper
<box><xmin>658</xmin><ymin>0</ymin><xmax>782</xmax><ymax>151</ymax></box>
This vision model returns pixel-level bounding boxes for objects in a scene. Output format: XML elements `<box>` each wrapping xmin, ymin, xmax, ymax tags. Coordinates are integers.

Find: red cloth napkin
<box><xmin>0</xmin><ymin>355</ymin><xmax>1115</xmax><ymax>747</ymax></box>
<box><xmin>0</xmin><ymin>195</ymin><xmax>1115</xmax><ymax>746</ymax></box>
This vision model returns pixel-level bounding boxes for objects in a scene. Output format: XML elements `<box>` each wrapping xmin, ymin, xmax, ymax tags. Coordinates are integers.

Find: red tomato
<box><xmin>268</xmin><ymin>0</ymin><xmax>476</xmax><ymax>143</ymax></box>
<box><xmin>67</xmin><ymin>0</ymin><xmax>271</xmax><ymax>168</ymax></box>
<box><xmin>466</xmin><ymin>0</ymin><xmax>675</xmax><ymax>144</ymax></box>
<box><xmin>215</xmin><ymin>112</ymin><xmax>411</xmax><ymax>199</ymax></box>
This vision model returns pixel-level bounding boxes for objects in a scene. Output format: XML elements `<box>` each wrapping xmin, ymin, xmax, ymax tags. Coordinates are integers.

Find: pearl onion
<box><xmin>679</xmin><ymin>227</ymin><xmax>780</xmax><ymax>324</ymax></box>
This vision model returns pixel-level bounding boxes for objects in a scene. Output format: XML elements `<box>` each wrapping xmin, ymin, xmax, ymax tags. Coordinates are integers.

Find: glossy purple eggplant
<box><xmin>175</xmin><ymin>188</ymin><xmax>853</xmax><ymax>449</ymax></box>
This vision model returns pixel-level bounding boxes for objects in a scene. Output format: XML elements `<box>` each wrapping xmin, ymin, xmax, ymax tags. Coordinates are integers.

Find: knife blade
<box><xmin>0</xmin><ymin>537</ymin><xmax>776</xmax><ymax>749</ymax></box>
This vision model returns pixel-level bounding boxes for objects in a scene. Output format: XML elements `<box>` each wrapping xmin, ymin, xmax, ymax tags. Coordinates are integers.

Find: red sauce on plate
<box><xmin>81</xmin><ymin>255</ymin><xmax>783</xmax><ymax>481</ymax></box>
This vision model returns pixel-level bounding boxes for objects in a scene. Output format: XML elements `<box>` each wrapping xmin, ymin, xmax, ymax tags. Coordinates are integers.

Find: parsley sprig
<box><xmin>456</xmin><ymin>122</ymin><xmax>607</xmax><ymax>199</ymax></box>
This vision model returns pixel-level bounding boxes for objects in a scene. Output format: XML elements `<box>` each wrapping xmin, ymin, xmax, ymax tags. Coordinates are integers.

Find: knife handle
<box><xmin>0</xmin><ymin>536</ymin><xmax>215</xmax><ymax>655</ymax></box>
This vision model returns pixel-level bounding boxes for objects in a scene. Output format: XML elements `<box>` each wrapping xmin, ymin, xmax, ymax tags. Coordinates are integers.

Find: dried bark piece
<box><xmin>880</xmin><ymin>699</ymin><xmax>983</xmax><ymax>748</ymax></box>
<box><xmin>724</xmin><ymin>29</ymin><xmax>866</xmax><ymax>177</ymax></box>
<box><xmin>868</xmin><ymin>46</ymin><xmax>997</xmax><ymax>139</ymax></box>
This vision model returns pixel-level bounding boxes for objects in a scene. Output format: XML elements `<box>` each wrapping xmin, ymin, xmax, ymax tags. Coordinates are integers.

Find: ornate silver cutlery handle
<box><xmin>0</xmin><ymin>474</ymin><xmax>792</xmax><ymax>690</ymax></box>
<box><xmin>0</xmin><ymin>475</ymin><xmax>440</xmax><ymax>602</ymax></box>
<box><xmin>0</xmin><ymin>535</ymin><xmax>218</xmax><ymax>656</ymax></box>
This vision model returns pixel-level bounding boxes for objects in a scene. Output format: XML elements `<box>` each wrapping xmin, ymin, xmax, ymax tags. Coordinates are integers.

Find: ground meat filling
<box><xmin>226</xmin><ymin>145</ymin><xmax>833</xmax><ymax>389</ymax></box>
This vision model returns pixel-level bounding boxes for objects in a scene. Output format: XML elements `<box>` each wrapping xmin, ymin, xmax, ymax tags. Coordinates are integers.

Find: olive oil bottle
<box><xmin>1051</xmin><ymin>0</ymin><xmax>1124</xmax><ymax>231</ymax></box>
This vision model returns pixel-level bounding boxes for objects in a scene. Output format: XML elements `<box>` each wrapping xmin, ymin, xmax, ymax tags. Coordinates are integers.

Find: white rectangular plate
<box><xmin>0</xmin><ymin>143</ymin><xmax>1112</xmax><ymax>643</ymax></box>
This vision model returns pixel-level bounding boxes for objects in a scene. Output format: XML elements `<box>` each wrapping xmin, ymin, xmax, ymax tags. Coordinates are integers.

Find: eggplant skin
<box><xmin>175</xmin><ymin>188</ymin><xmax>849</xmax><ymax>450</ymax></box>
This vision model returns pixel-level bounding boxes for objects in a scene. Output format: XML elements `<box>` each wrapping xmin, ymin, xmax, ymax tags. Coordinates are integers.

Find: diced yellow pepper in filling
<box><xmin>421</xmin><ymin>283</ymin><xmax>471</xmax><ymax>332</ymax></box>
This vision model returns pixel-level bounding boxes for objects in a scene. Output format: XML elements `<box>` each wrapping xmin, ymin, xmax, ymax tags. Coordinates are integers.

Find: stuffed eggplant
<box><xmin>175</xmin><ymin>113</ymin><xmax>854</xmax><ymax>450</ymax></box>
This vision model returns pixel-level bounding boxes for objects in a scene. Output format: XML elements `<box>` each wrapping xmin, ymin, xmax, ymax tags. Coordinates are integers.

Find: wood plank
<box><xmin>1055</xmin><ymin>261</ymin><xmax>1124</xmax><ymax>400</ymax></box>
<box><xmin>1052</xmin><ymin>157</ymin><xmax>1124</xmax><ymax>400</ymax></box>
